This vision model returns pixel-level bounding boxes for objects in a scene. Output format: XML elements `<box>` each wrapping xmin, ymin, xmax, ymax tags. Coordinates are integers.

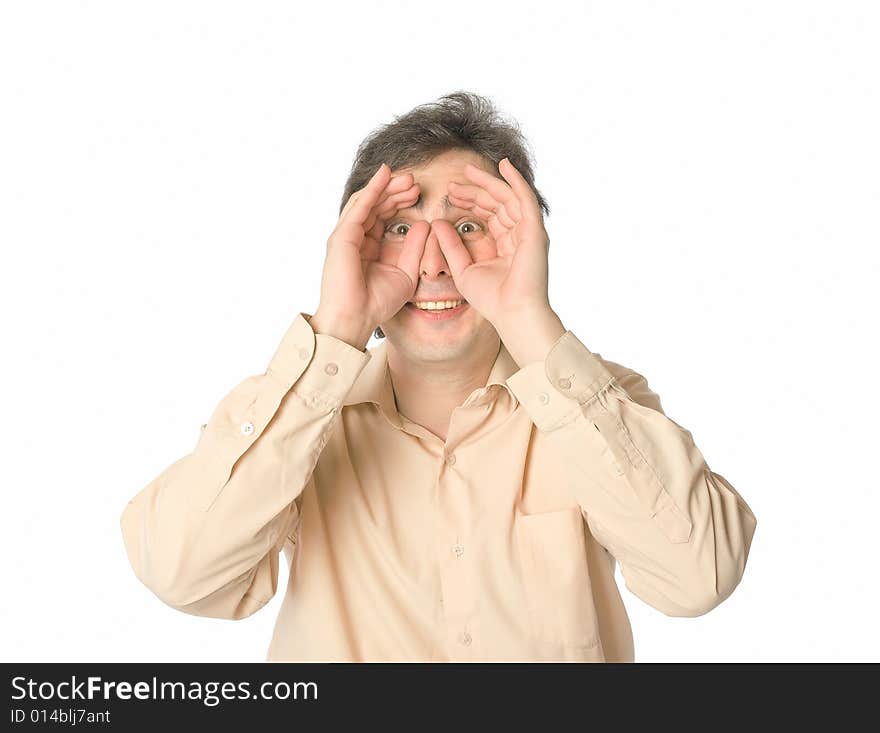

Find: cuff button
<box><xmin>241</xmin><ymin>421</ymin><xmax>255</xmax><ymax>435</ymax></box>
<box><xmin>325</xmin><ymin>362</ymin><xmax>339</xmax><ymax>376</ymax></box>
<box><xmin>538</xmin><ymin>392</ymin><xmax>550</xmax><ymax>405</ymax></box>
<box><xmin>557</xmin><ymin>378</ymin><xmax>571</xmax><ymax>390</ymax></box>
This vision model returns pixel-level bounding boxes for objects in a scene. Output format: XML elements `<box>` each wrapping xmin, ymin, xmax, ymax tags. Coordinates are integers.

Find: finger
<box><xmin>447</xmin><ymin>191</ymin><xmax>514</xmax><ymax>229</ymax></box>
<box><xmin>371</xmin><ymin>173</ymin><xmax>415</xmax><ymax>211</ymax></box>
<box><xmin>460</xmin><ymin>163</ymin><xmax>524</xmax><ymax>220</ymax></box>
<box><xmin>339</xmin><ymin>163</ymin><xmax>389</xmax><ymax>219</ymax></box>
<box><xmin>483</xmin><ymin>214</ymin><xmax>512</xmax><ymax>244</ymax></box>
<box><xmin>364</xmin><ymin>173</ymin><xmax>419</xmax><ymax>232</ymax></box>
<box><xmin>361</xmin><ymin>218</ymin><xmax>384</xmax><ymax>261</ymax></box>
<box><xmin>445</xmin><ymin>195</ymin><xmax>509</xmax><ymax>249</ymax></box>
<box><xmin>365</xmin><ymin>184</ymin><xmax>419</xmax><ymax>231</ymax></box>
<box><xmin>448</xmin><ymin>189</ymin><xmax>509</xmax><ymax>231</ymax></box>
<box><xmin>364</xmin><ymin>186</ymin><xmax>419</xmax><ymax>231</ymax></box>
<box><xmin>395</xmin><ymin>220</ymin><xmax>430</xmax><ymax>288</ymax></box>
<box><xmin>432</xmin><ymin>219</ymin><xmax>473</xmax><ymax>280</ymax></box>
<box><xmin>447</xmin><ymin>184</ymin><xmax>517</xmax><ymax>229</ymax></box>
<box><xmin>498</xmin><ymin>157</ymin><xmax>543</xmax><ymax>220</ymax></box>
<box><xmin>341</xmin><ymin>163</ymin><xmax>391</xmax><ymax>233</ymax></box>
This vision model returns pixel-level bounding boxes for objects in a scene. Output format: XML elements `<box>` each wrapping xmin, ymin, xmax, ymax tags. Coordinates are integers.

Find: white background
<box><xmin>2</xmin><ymin>1</ymin><xmax>878</xmax><ymax>662</ymax></box>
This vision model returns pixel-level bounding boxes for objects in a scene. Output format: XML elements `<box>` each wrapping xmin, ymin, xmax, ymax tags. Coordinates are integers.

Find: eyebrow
<box><xmin>409</xmin><ymin>193</ymin><xmax>454</xmax><ymax>211</ymax></box>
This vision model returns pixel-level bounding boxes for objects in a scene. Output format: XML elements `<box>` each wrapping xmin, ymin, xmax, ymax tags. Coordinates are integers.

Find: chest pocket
<box><xmin>515</xmin><ymin>505</ymin><xmax>603</xmax><ymax>657</ymax></box>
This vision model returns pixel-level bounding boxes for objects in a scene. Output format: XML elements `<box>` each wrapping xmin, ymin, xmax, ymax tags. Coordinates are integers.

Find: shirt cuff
<box><xmin>505</xmin><ymin>330</ymin><xmax>615</xmax><ymax>431</ymax></box>
<box><xmin>267</xmin><ymin>312</ymin><xmax>371</xmax><ymax>411</ymax></box>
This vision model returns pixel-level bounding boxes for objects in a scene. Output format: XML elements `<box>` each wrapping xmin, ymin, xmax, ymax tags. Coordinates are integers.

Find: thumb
<box><xmin>396</xmin><ymin>220</ymin><xmax>430</xmax><ymax>290</ymax></box>
<box><xmin>432</xmin><ymin>219</ymin><xmax>472</xmax><ymax>280</ymax></box>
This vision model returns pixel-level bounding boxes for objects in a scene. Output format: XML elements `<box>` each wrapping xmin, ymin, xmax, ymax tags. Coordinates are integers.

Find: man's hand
<box><xmin>432</xmin><ymin>157</ymin><xmax>566</xmax><ymax>366</ymax></box>
<box><xmin>311</xmin><ymin>163</ymin><xmax>430</xmax><ymax>350</ymax></box>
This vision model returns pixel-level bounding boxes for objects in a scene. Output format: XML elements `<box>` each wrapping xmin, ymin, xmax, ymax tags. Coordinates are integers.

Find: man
<box><xmin>120</xmin><ymin>91</ymin><xmax>757</xmax><ymax>662</ymax></box>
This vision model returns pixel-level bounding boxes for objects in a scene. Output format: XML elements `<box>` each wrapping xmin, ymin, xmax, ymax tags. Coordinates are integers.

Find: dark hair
<box><xmin>339</xmin><ymin>90</ymin><xmax>549</xmax><ymax>217</ymax></box>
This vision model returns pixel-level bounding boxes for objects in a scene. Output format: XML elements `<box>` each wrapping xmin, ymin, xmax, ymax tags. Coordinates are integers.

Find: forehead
<box><xmin>392</xmin><ymin>149</ymin><xmax>497</xmax><ymax>189</ymax></box>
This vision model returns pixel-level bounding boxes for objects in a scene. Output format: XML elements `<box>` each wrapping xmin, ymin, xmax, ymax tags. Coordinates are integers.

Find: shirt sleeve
<box><xmin>119</xmin><ymin>312</ymin><xmax>371</xmax><ymax>620</ymax></box>
<box><xmin>505</xmin><ymin>329</ymin><xmax>758</xmax><ymax>617</ymax></box>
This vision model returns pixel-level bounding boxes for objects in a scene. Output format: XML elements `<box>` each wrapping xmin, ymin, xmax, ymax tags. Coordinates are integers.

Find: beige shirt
<box><xmin>120</xmin><ymin>313</ymin><xmax>757</xmax><ymax>662</ymax></box>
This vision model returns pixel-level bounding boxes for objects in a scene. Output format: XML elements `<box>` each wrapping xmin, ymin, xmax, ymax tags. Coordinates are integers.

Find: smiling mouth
<box><xmin>404</xmin><ymin>300</ymin><xmax>469</xmax><ymax>320</ymax></box>
<box><xmin>409</xmin><ymin>299</ymin><xmax>466</xmax><ymax>311</ymax></box>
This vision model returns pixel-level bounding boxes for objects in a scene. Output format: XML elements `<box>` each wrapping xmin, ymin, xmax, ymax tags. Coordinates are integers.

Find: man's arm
<box><xmin>506</xmin><ymin>329</ymin><xmax>758</xmax><ymax>617</ymax></box>
<box><xmin>121</xmin><ymin>161</ymin><xmax>429</xmax><ymax>621</ymax></box>
<box><xmin>119</xmin><ymin>313</ymin><xmax>371</xmax><ymax>619</ymax></box>
<box><xmin>431</xmin><ymin>156</ymin><xmax>756</xmax><ymax>618</ymax></box>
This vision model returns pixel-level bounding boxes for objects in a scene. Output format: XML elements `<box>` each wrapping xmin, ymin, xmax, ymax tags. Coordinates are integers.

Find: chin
<box><xmin>389</xmin><ymin>333</ymin><xmax>471</xmax><ymax>363</ymax></box>
<box><xmin>385</xmin><ymin>317</ymin><xmax>496</xmax><ymax>364</ymax></box>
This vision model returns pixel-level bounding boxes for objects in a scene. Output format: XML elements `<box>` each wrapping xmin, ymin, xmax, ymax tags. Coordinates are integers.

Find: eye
<box><xmin>382</xmin><ymin>219</ymin><xmax>483</xmax><ymax>240</ymax></box>
<box><xmin>456</xmin><ymin>220</ymin><xmax>483</xmax><ymax>236</ymax></box>
<box><xmin>383</xmin><ymin>221</ymin><xmax>410</xmax><ymax>239</ymax></box>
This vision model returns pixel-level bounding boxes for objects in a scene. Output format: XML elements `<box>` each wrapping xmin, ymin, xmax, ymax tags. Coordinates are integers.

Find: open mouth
<box><xmin>406</xmin><ymin>299</ymin><xmax>468</xmax><ymax>319</ymax></box>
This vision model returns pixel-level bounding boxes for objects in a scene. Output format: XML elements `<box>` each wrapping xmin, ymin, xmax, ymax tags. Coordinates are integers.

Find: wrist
<box><xmin>498</xmin><ymin>304</ymin><xmax>566</xmax><ymax>367</ymax></box>
<box><xmin>309</xmin><ymin>310</ymin><xmax>372</xmax><ymax>351</ymax></box>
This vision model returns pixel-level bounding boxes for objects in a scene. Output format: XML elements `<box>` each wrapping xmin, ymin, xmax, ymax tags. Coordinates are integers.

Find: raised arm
<box><xmin>433</xmin><ymin>156</ymin><xmax>757</xmax><ymax>617</ymax></box>
<box><xmin>120</xmin><ymin>161</ymin><xmax>428</xmax><ymax>619</ymax></box>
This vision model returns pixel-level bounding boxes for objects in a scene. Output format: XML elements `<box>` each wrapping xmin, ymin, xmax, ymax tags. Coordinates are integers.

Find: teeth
<box><xmin>413</xmin><ymin>299</ymin><xmax>464</xmax><ymax>311</ymax></box>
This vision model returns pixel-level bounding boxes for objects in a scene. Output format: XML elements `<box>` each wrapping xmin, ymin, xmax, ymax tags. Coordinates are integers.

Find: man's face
<box><xmin>378</xmin><ymin>148</ymin><xmax>500</xmax><ymax>363</ymax></box>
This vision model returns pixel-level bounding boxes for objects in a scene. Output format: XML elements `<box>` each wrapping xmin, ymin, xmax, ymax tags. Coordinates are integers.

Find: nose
<box><xmin>419</xmin><ymin>226</ymin><xmax>451</xmax><ymax>279</ymax></box>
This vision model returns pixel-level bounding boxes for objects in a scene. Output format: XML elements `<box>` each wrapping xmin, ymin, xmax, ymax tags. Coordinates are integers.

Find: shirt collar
<box><xmin>343</xmin><ymin>339</ymin><xmax>521</xmax><ymax>424</ymax></box>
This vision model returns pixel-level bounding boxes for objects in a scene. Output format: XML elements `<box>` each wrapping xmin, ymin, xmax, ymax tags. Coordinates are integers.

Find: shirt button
<box><xmin>445</xmin><ymin>453</ymin><xmax>456</xmax><ymax>466</ymax></box>
<box><xmin>324</xmin><ymin>362</ymin><xmax>339</xmax><ymax>376</ymax></box>
<box><xmin>240</xmin><ymin>421</ymin><xmax>255</xmax><ymax>436</ymax></box>
<box><xmin>458</xmin><ymin>631</ymin><xmax>472</xmax><ymax>646</ymax></box>
<box><xmin>558</xmin><ymin>377</ymin><xmax>572</xmax><ymax>390</ymax></box>
<box><xmin>452</xmin><ymin>543</ymin><xmax>464</xmax><ymax>558</ymax></box>
<box><xmin>538</xmin><ymin>392</ymin><xmax>549</xmax><ymax>405</ymax></box>
<box><xmin>298</xmin><ymin>347</ymin><xmax>309</xmax><ymax>360</ymax></box>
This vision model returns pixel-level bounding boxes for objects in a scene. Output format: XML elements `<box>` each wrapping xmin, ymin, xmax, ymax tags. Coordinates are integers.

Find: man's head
<box><xmin>340</xmin><ymin>91</ymin><xmax>550</xmax><ymax>364</ymax></box>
